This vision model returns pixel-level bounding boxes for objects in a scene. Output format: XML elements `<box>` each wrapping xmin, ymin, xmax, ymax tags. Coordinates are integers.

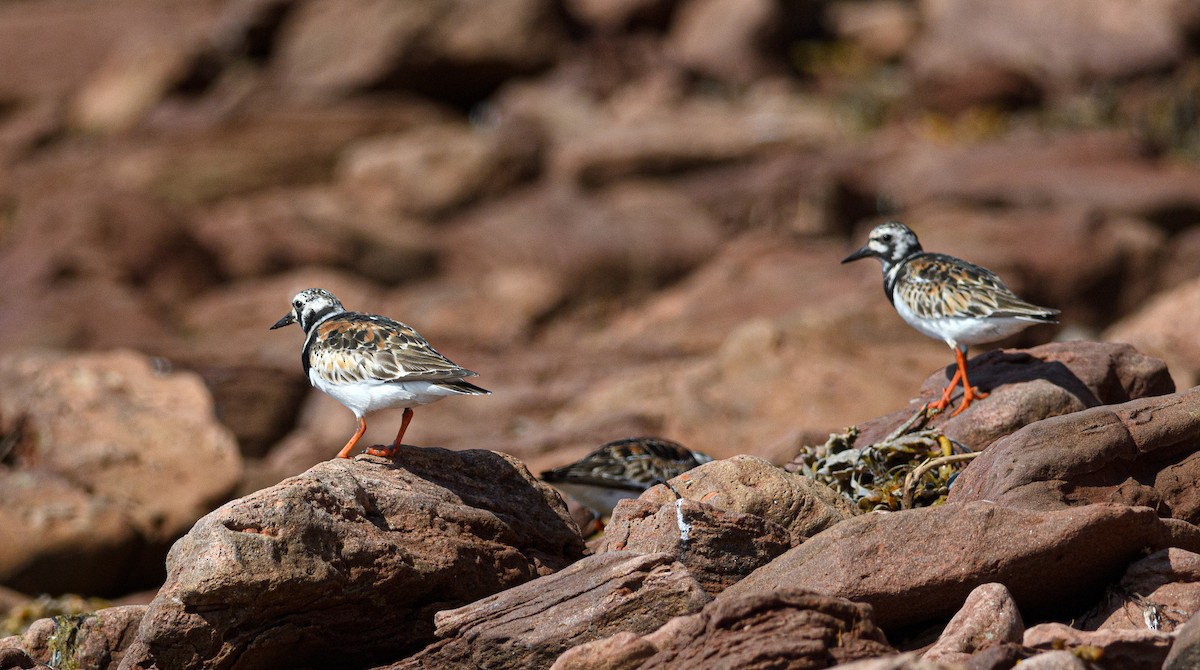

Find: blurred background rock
<box><xmin>0</xmin><ymin>0</ymin><xmax>1198</xmax><ymax>600</ymax></box>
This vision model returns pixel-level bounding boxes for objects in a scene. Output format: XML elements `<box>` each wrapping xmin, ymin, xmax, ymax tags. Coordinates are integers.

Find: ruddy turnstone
<box><xmin>842</xmin><ymin>221</ymin><xmax>1059</xmax><ymax>416</ymax></box>
<box><xmin>540</xmin><ymin>437</ymin><xmax>712</xmax><ymax>519</ymax></box>
<box><xmin>270</xmin><ymin>288</ymin><xmax>490</xmax><ymax>459</ymax></box>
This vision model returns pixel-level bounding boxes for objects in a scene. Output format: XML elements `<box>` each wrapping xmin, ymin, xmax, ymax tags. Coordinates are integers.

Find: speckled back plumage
<box><xmin>844</xmin><ymin>221</ymin><xmax>1058</xmax><ymax>348</ymax></box>
<box><xmin>891</xmin><ymin>253</ymin><xmax>1059</xmax><ymax>322</ymax></box>
<box><xmin>305</xmin><ymin>312</ymin><xmax>482</xmax><ymax>386</ymax></box>
<box><xmin>541</xmin><ymin>437</ymin><xmax>712</xmax><ymax>492</ymax></box>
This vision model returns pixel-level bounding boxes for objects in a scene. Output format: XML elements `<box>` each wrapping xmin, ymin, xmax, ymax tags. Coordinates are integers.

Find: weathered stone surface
<box><xmin>950</xmin><ymin>387</ymin><xmax>1200</xmax><ymax>524</ymax></box>
<box><xmin>616</xmin><ymin>456</ymin><xmax>853</xmax><ymax>541</ymax></box>
<box><xmin>666</xmin><ymin>0</ymin><xmax>782</xmax><ymax>85</ymax></box>
<box><xmin>910</xmin><ymin>0</ymin><xmax>1185</xmax><ymax>108</ymax></box>
<box><xmin>118</xmin><ymin>450</ymin><xmax>585</xmax><ymax>670</ymax></box>
<box><xmin>553</xmin><ymin>589</ymin><xmax>895</xmax><ymax>670</ymax></box>
<box><xmin>0</xmin><ymin>350</ymin><xmax>242</xmax><ymax>596</ymax></box>
<box><xmin>922</xmin><ymin>583</ymin><xmax>1023</xmax><ymax>664</ymax></box>
<box><xmin>336</xmin><ymin>119</ymin><xmax>543</xmax><ymax>220</ymax></box>
<box><xmin>1024</xmin><ymin>623</ymin><xmax>1172</xmax><ymax>669</ymax></box>
<box><xmin>442</xmin><ymin>183</ymin><xmax>722</xmax><ymax>302</ymax></box>
<box><xmin>721</xmin><ymin>502</ymin><xmax>1200</xmax><ymax>630</ymax></box>
<box><xmin>274</xmin><ymin>0</ymin><xmax>564</xmax><ymax>98</ymax></box>
<box><xmin>832</xmin><ymin>653</ymin><xmax>961</xmax><ymax>669</ymax></box>
<box><xmin>1080</xmin><ymin>548</ymin><xmax>1200</xmax><ymax>633</ymax></box>
<box><xmin>852</xmin><ymin>341</ymin><xmax>1175</xmax><ymax>452</ymax></box>
<box><xmin>596</xmin><ymin>497</ymin><xmax>792</xmax><ymax>594</ymax></box>
<box><xmin>394</xmin><ymin>552</ymin><xmax>710</xmax><ymax>670</ymax></box>
<box><xmin>1</xmin><ymin>605</ymin><xmax>146</xmax><ymax>670</ymax></box>
<box><xmin>1108</xmin><ymin>275</ymin><xmax>1200</xmax><ymax>389</ymax></box>
<box><xmin>1165</xmin><ymin>609</ymin><xmax>1200</xmax><ymax>670</ymax></box>
<box><xmin>1014</xmin><ymin>650</ymin><xmax>1090</xmax><ymax>670</ymax></box>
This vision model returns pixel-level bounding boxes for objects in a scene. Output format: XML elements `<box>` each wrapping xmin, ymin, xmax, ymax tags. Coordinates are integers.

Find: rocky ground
<box><xmin>1</xmin><ymin>0</ymin><xmax>1200</xmax><ymax>668</ymax></box>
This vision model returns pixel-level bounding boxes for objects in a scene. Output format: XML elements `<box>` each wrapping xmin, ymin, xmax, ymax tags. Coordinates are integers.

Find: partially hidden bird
<box><xmin>271</xmin><ymin>288</ymin><xmax>490</xmax><ymax>458</ymax></box>
<box><xmin>540</xmin><ymin>437</ymin><xmax>712</xmax><ymax>520</ymax></box>
<box><xmin>842</xmin><ymin>221</ymin><xmax>1059</xmax><ymax>416</ymax></box>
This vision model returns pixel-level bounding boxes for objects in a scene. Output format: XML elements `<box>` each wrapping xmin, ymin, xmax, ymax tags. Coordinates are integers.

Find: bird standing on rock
<box><xmin>271</xmin><ymin>288</ymin><xmax>490</xmax><ymax>459</ymax></box>
<box><xmin>842</xmin><ymin>221</ymin><xmax>1059</xmax><ymax>416</ymax></box>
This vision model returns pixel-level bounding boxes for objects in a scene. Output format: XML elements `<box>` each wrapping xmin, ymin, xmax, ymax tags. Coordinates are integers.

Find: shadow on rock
<box><xmin>117</xmin><ymin>446</ymin><xmax>586</xmax><ymax>670</ymax></box>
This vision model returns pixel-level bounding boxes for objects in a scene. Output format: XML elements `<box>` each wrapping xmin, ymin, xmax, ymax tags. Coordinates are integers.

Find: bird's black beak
<box><xmin>270</xmin><ymin>313</ymin><xmax>296</xmax><ymax>330</ymax></box>
<box><xmin>841</xmin><ymin>245</ymin><xmax>874</xmax><ymax>264</ymax></box>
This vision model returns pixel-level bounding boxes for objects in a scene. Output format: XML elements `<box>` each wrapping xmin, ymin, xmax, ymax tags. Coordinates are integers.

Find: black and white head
<box><xmin>270</xmin><ymin>288</ymin><xmax>346</xmax><ymax>333</ymax></box>
<box><xmin>841</xmin><ymin>221</ymin><xmax>923</xmax><ymax>268</ymax></box>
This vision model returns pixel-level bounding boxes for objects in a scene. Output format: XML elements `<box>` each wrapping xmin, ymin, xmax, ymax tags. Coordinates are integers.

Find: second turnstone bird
<box><xmin>842</xmin><ymin>221</ymin><xmax>1059</xmax><ymax>416</ymax></box>
<box><xmin>540</xmin><ymin>437</ymin><xmax>713</xmax><ymax>519</ymax></box>
<box><xmin>270</xmin><ymin>288</ymin><xmax>490</xmax><ymax>459</ymax></box>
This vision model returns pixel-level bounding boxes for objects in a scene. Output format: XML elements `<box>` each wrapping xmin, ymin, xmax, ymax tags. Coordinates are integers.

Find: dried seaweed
<box><xmin>791</xmin><ymin>406</ymin><xmax>979</xmax><ymax>512</ymax></box>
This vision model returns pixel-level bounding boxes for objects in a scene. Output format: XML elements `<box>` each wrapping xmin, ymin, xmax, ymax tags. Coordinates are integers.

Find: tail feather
<box><xmin>435</xmin><ymin>379</ymin><xmax>491</xmax><ymax>395</ymax></box>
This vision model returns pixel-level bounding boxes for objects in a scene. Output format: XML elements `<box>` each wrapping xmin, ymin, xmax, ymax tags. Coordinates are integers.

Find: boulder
<box><xmin>336</xmin><ymin>119</ymin><xmax>543</xmax><ymax>220</ymax></box>
<box><xmin>665</xmin><ymin>0</ymin><xmax>783</xmax><ymax>85</ymax></box>
<box><xmin>604</xmin><ymin>456</ymin><xmax>853</xmax><ymax>541</ymax></box>
<box><xmin>1165</xmin><ymin>609</ymin><xmax>1200</xmax><ymax>670</ymax></box>
<box><xmin>0</xmin><ymin>350</ymin><xmax>242</xmax><ymax>595</ymax></box>
<box><xmin>851</xmin><ymin>341</ymin><xmax>1175</xmax><ymax>452</ymax></box>
<box><xmin>393</xmin><ymin>552</ymin><xmax>710</xmax><ymax>669</ymax></box>
<box><xmin>552</xmin><ymin>589</ymin><xmax>895</xmax><ymax>670</ymax></box>
<box><xmin>118</xmin><ymin>449</ymin><xmax>585</xmax><ymax>670</ymax></box>
<box><xmin>720</xmin><ymin>502</ymin><xmax>1200</xmax><ymax>630</ymax></box>
<box><xmin>1080</xmin><ymin>548</ymin><xmax>1200</xmax><ymax>633</ymax></box>
<box><xmin>442</xmin><ymin>183</ymin><xmax>722</xmax><ymax>303</ymax></box>
<box><xmin>1107</xmin><ymin>275</ymin><xmax>1200</xmax><ymax>389</ymax></box>
<box><xmin>1024</xmin><ymin>623</ymin><xmax>1172</xmax><ymax>669</ymax></box>
<box><xmin>273</xmin><ymin>0</ymin><xmax>564</xmax><ymax>100</ymax></box>
<box><xmin>922</xmin><ymin>583</ymin><xmax>1023</xmax><ymax>664</ymax></box>
<box><xmin>909</xmin><ymin>0</ymin><xmax>1185</xmax><ymax>109</ymax></box>
<box><xmin>950</xmin><ymin>387</ymin><xmax>1200</xmax><ymax>524</ymax></box>
<box><xmin>0</xmin><ymin>605</ymin><xmax>146</xmax><ymax>670</ymax></box>
<box><xmin>596</xmin><ymin>497</ymin><xmax>792</xmax><ymax>594</ymax></box>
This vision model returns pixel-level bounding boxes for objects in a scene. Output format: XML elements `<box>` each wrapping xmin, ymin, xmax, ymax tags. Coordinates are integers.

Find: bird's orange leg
<box><xmin>337</xmin><ymin>416</ymin><xmax>367</xmax><ymax>459</ymax></box>
<box><xmin>950</xmin><ymin>346</ymin><xmax>988</xmax><ymax>417</ymax></box>
<box><xmin>929</xmin><ymin>365</ymin><xmax>964</xmax><ymax>412</ymax></box>
<box><xmin>366</xmin><ymin>408</ymin><xmax>413</xmax><ymax>458</ymax></box>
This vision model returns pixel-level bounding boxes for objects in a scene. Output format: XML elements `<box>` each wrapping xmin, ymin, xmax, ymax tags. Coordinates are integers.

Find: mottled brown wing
<box><xmin>540</xmin><ymin>438</ymin><xmax>708</xmax><ymax>490</ymax></box>
<box><xmin>308</xmin><ymin>313</ymin><xmax>476</xmax><ymax>385</ymax></box>
<box><xmin>898</xmin><ymin>254</ymin><xmax>1057</xmax><ymax>321</ymax></box>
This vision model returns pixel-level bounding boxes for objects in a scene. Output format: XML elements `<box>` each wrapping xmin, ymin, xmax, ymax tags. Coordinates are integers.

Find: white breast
<box><xmin>892</xmin><ymin>291</ymin><xmax>1039</xmax><ymax>349</ymax></box>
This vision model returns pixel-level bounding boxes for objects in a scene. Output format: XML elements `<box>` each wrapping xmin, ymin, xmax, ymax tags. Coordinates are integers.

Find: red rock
<box><xmin>335</xmin><ymin>119</ymin><xmax>543</xmax><ymax>220</ymax></box>
<box><xmin>596</xmin><ymin>497</ymin><xmax>792</xmax><ymax>594</ymax></box>
<box><xmin>442</xmin><ymin>183</ymin><xmax>722</xmax><ymax>302</ymax></box>
<box><xmin>720</xmin><ymin>502</ymin><xmax>1200</xmax><ymax>630</ymax></box>
<box><xmin>564</xmin><ymin>0</ymin><xmax>671</xmax><ymax>31</ymax></box>
<box><xmin>832</xmin><ymin>654</ymin><xmax>962</xmax><ymax>669</ymax></box>
<box><xmin>950</xmin><ymin>387</ymin><xmax>1200</xmax><ymax>525</ymax></box>
<box><xmin>666</xmin><ymin>0</ymin><xmax>783</xmax><ymax>85</ymax></box>
<box><xmin>617</xmin><ymin>456</ymin><xmax>854</xmax><ymax>540</ymax></box>
<box><xmin>274</xmin><ymin>0</ymin><xmax>564</xmax><ymax>99</ymax></box>
<box><xmin>393</xmin><ymin>552</ymin><xmax>710</xmax><ymax>669</ymax></box>
<box><xmin>1107</xmin><ymin>275</ymin><xmax>1200</xmax><ymax>389</ymax></box>
<box><xmin>1164</xmin><ymin>609</ymin><xmax>1200</xmax><ymax>670</ymax></box>
<box><xmin>1014</xmin><ymin>651</ymin><xmax>1091</xmax><ymax>670</ymax></box>
<box><xmin>190</xmin><ymin>186</ymin><xmax>438</xmax><ymax>283</ymax></box>
<box><xmin>554</xmin><ymin>589</ymin><xmax>895</xmax><ymax>670</ymax></box>
<box><xmin>1081</xmin><ymin>548</ymin><xmax>1200</xmax><ymax>633</ymax></box>
<box><xmin>864</xmin><ymin>130</ymin><xmax>1200</xmax><ymax>223</ymax></box>
<box><xmin>118</xmin><ymin>450</ymin><xmax>584</xmax><ymax>669</ymax></box>
<box><xmin>2</xmin><ymin>605</ymin><xmax>146</xmax><ymax>670</ymax></box>
<box><xmin>851</xmin><ymin>341</ymin><xmax>1175</xmax><ymax>453</ymax></box>
<box><xmin>1024</xmin><ymin>623</ymin><xmax>1172</xmax><ymax>669</ymax></box>
<box><xmin>826</xmin><ymin>1</ymin><xmax>921</xmax><ymax>62</ymax></box>
<box><xmin>922</xmin><ymin>583</ymin><xmax>1023</xmax><ymax>664</ymax></box>
<box><xmin>909</xmin><ymin>0</ymin><xmax>1185</xmax><ymax>109</ymax></box>
<box><xmin>0</xmin><ymin>350</ymin><xmax>242</xmax><ymax>596</ymax></box>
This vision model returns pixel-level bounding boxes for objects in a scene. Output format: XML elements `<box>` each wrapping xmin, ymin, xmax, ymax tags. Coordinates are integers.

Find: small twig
<box><xmin>882</xmin><ymin>405</ymin><xmax>934</xmax><ymax>443</ymax></box>
<box><xmin>901</xmin><ymin>452</ymin><xmax>981</xmax><ymax>509</ymax></box>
